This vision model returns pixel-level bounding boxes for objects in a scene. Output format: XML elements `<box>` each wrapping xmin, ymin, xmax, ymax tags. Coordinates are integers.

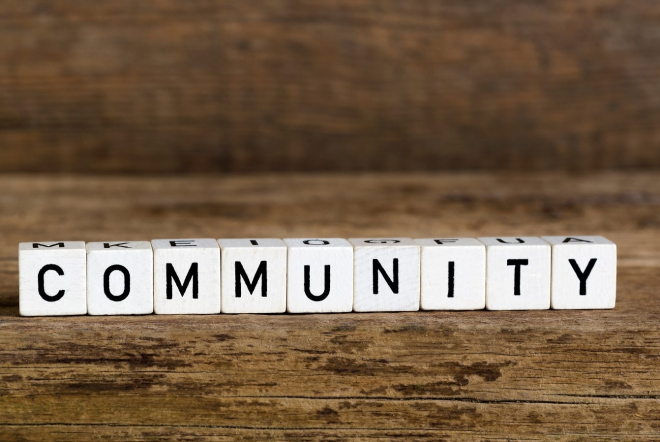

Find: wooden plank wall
<box><xmin>1</xmin><ymin>0</ymin><xmax>659</xmax><ymax>173</ymax></box>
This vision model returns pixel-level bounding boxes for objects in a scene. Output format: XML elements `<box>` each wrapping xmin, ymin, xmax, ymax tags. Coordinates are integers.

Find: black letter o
<box><xmin>104</xmin><ymin>265</ymin><xmax>131</xmax><ymax>302</ymax></box>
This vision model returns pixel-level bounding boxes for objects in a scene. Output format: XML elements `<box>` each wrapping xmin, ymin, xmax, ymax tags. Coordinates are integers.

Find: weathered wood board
<box><xmin>0</xmin><ymin>172</ymin><xmax>659</xmax><ymax>440</ymax></box>
<box><xmin>2</xmin><ymin>0</ymin><xmax>660</xmax><ymax>172</ymax></box>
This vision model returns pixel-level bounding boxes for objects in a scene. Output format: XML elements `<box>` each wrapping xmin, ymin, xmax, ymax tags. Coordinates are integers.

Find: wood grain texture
<box><xmin>2</xmin><ymin>1</ymin><xmax>660</xmax><ymax>173</ymax></box>
<box><xmin>0</xmin><ymin>172</ymin><xmax>659</xmax><ymax>440</ymax></box>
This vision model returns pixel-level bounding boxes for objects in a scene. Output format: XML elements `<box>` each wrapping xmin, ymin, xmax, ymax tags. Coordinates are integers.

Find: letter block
<box><xmin>87</xmin><ymin>241</ymin><xmax>154</xmax><ymax>315</ymax></box>
<box><xmin>19</xmin><ymin>242</ymin><xmax>87</xmax><ymax>316</ymax></box>
<box><xmin>284</xmin><ymin>238</ymin><xmax>353</xmax><ymax>313</ymax></box>
<box><xmin>349</xmin><ymin>238</ymin><xmax>420</xmax><ymax>312</ymax></box>
<box><xmin>218</xmin><ymin>238</ymin><xmax>287</xmax><ymax>314</ymax></box>
<box><xmin>478</xmin><ymin>237</ymin><xmax>551</xmax><ymax>310</ymax></box>
<box><xmin>542</xmin><ymin>236</ymin><xmax>617</xmax><ymax>309</ymax></box>
<box><xmin>152</xmin><ymin>239</ymin><xmax>220</xmax><ymax>314</ymax></box>
<box><xmin>415</xmin><ymin>238</ymin><xmax>486</xmax><ymax>310</ymax></box>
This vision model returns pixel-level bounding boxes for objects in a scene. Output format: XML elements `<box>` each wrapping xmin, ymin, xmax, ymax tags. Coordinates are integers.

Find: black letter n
<box><xmin>166</xmin><ymin>263</ymin><xmax>198</xmax><ymax>299</ymax></box>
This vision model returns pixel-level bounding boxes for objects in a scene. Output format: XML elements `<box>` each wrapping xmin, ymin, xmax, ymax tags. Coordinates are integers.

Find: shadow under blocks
<box><xmin>17</xmin><ymin>236</ymin><xmax>617</xmax><ymax>316</ymax></box>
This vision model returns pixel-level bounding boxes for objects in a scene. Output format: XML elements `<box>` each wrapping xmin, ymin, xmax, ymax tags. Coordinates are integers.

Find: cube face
<box><xmin>218</xmin><ymin>238</ymin><xmax>287</xmax><ymax>313</ymax></box>
<box><xmin>415</xmin><ymin>238</ymin><xmax>486</xmax><ymax>310</ymax></box>
<box><xmin>349</xmin><ymin>238</ymin><xmax>420</xmax><ymax>312</ymax></box>
<box><xmin>87</xmin><ymin>241</ymin><xmax>154</xmax><ymax>315</ymax></box>
<box><xmin>284</xmin><ymin>238</ymin><xmax>353</xmax><ymax>313</ymax></box>
<box><xmin>152</xmin><ymin>239</ymin><xmax>220</xmax><ymax>314</ymax></box>
<box><xmin>478</xmin><ymin>237</ymin><xmax>551</xmax><ymax>310</ymax></box>
<box><xmin>19</xmin><ymin>242</ymin><xmax>87</xmax><ymax>316</ymax></box>
<box><xmin>542</xmin><ymin>236</ymin><xmax>617</xmax><ymax>309</ymax></box>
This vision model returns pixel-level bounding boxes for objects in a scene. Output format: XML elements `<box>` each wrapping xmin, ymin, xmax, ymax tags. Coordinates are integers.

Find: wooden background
<box><xmin>2</xmin><ymin>1</ymin><xmax>660</xmax><ymax>440</ymax></box>
<box><xmin>1</xmin><ymin>0</ymin><xmax>660</xmax><ymax>173</ymax></box>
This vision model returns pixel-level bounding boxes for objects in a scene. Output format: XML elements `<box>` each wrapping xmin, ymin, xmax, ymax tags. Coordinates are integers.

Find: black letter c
<box><xmin>38</xmin><ymin>264</ymin><xmax>65</xmax><ymax>302</ymax></box>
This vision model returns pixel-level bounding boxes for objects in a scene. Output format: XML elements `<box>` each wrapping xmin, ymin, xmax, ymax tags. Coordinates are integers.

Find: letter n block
<box><xmin>478</xmin><ymin>237</ymin><xmax>551</xmax><ymax>310</ymax></box>
<box><xmin>218</xmin><ymin>239</ymin><xmax>287</xmax><ymax>314</ymax></box>
<box><xmin>19</xmin><ymin>241</ymin><xmax>87</xmax><ymax>316</ymax></box>
<box><xmin>349</xmin><ymin>238</ymin><xmax>420</xmax><ymax>312</ymax></box>
<box><xmin>284</xmin><ymin>238</ymin><xmax>353</xmax><ymax>313</ymax></box>
<box><xmin>152</xmin><ymin>239</ymin><xmax>220</xmax><ymax>314</ymax></box>
<box><xmin>87</xmin><ymin>241</ymin><xmax>154</xmax><ymax>315</ymax></box>
<box><xmin>542</xmin><ymin>236</ymin><xmax>616</xmax><ymax>309</ymax></box>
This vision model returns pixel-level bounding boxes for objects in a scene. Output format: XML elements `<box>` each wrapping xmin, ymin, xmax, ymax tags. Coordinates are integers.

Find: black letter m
<box><xmin>235</xmin><ymin>261</ymin><xmax>267</xmax><ymax>297</ymax></box>
<box><xmin>166</xmin><ymin>263</ymin><xmax>198</xmax><ymax>299</ymax></box>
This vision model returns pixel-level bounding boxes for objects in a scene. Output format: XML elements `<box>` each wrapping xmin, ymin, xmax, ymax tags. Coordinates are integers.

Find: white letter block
<box><xmin>218</xmin><ymin>238</ymin><xmax>287</xmax><ymax>314</ymax></box>
<box><xmin>478</xmin><ymin>237</ymin><xmax>551</xmax><ymax>310</ymax></box>
<box><xmin>284</xmin><ymin>238</ymin><xmax>353</xmax><ymax>313</ymax></box>
<box><xmin>19</xmin><ymin>241</ymin><xmax>87</xmax><ymax>316</ymax></box>
<box><xmin>87</xmin><ymin>241</ymin><xmax>154</xmax><ymax>315</ymax></box>
<box><xmin>542</xmin><ymin>236</ymin><xmax>617</xmax><ymax>309</ymax></box>
<box><xmin>152</xmin><ymin>239</ymin><xmax>220</xmax><ymax>314</ymax></box>
<box><xmin>349</xmin><ymin>238</ymin><xmax>420</xmax><ymax>312</ymax></box>
<box><xmin>415</xmin><ymin>238</ymin><xmax>486</xmax><ymax>310</ymax></box>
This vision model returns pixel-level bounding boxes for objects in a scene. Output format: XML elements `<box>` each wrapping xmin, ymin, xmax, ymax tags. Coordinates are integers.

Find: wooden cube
<box><xmin>478</xmin><ymin>237</ymin><xmax>551</xmax><ymax>310</ymax></box>
<box><xmin>218</xmin><ymin>238</ymin><xmax>287</xmax><ymax>314</ymax></box>
<box><xmin>87</xmin><ymin>241</ymin><xmax>154</xmax><ymax>315</ymax></box>
<box><xmin>284</xmin><ymin>238</ymin><xmax>353</xmax><ymax>313</ymax></box>
<box><xmin>349</xmin><ymin>238</ymin><xmax>420</xmax><ymax>312</ymax></box>
<box><xmin>542</xmin><ymin>236</ymin><xmax>617</xmax><ymax>309</ymax></box>
<box><xmin>19</xmin><ymin>241</ymin><xmax>87</xmax><ymax>316</ymax></box>
<box><xmin>152</xmin><ymin>239</ymin><xmax>220</xmax><ymax>314</ymax></box>
<box><xmin>415</xmin><ymin>238</ymin><xmax>486</xmax><ymax>310</ymax></box>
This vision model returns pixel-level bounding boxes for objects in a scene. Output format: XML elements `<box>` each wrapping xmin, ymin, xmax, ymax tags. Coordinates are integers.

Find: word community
<box><xmin>18</xmin><ymin>236</ymin><xmax>617</xmax><ymax>316</ymax></box>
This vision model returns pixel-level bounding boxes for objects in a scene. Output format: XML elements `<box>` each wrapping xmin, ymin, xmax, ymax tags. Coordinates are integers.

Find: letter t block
<box><xmin>478</xmin><ymin>237</ymin><xmax>551</xmax><ymax>310</ymax></box>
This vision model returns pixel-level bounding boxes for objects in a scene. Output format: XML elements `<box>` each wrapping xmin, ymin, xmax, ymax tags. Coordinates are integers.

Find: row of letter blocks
<box><xmin>19</xmin><ymin>236</ymin><xmax>617</xmax><ymax>316</ymax></box>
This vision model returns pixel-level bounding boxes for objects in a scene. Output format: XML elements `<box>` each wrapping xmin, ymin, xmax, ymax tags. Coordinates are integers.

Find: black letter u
<box><xmin>304</xmin><ymin>265</ymin><xmax>331</xmax><ymax>301</ymax></box>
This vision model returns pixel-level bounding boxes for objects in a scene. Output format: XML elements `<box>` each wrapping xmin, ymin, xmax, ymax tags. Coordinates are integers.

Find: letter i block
<box><xmin>19</xmin><ymin>242</ymin><xmax>87</xmax><ymax>316</ymax></box>
<box><xmin>478</xmin><ymin>237</ymin><xmax>551</xmax><ymax>310</ymax></box>
<box><xmin>152</xmin><ymin>239</ymin><xmax>220</xmax><ymax>314</ymax></box>
<box><xmin>87</xmin><ymin>241</ymin><xmax>154</xmax><ymax>315</ymax></box>
<box><xmin>349</xmin><ymin>238</ymin><xmax>420</xmax><ymax>312</ymax></box>
<box><xmin>415</xmin><ymin>238</ymin><xmax>486</xmax><ymax>310</ymax></box>
<box><xmin>284</xmin><ymin>238</ymin><xmax>353</xmax><ymax>313</ymax></box>
<box><xmin>218</xmin><ymin>239</ymin><xmax>287</xmax><ymax>314</ymax></box>
<box><xmin>542</xmin><ymin>236</ymin><xmax>617</xmax><ymax>309</ymax></box>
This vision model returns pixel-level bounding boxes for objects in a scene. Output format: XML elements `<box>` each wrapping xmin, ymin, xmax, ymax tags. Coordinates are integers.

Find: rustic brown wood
<box><xmin>0</xmin><ymin>172</ymin><xmax>659</xmax><ymax>441</ymax></box>
<box><xmin>2</xmin><ymin>1</ymin><xmax>660</xmax><ymax>173</ymax></box>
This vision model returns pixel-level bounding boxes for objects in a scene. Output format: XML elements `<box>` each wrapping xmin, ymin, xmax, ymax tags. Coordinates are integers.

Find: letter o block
<box><xmin>152</xmin><ymin>239</ymin><xmax>220</xmax><ymax>314</ymax></box>
<box><xmin>19</xmin><ymin>242</ymin><xmax>87</xmax><ymax>316</ymax></box>
<box><xmin>87</xmin><ymin>241</ymin><xmax>154</xmax><ymax>315</ymax></box>
<box><xmin>478</xmin><ymin>237</ymin><xmax>551</xmax><ymax>310</ymax></box>
<box><xmin>284</xmin><ymin>238</ymin><xmax>353</xmax><ymax>313</ymax></box>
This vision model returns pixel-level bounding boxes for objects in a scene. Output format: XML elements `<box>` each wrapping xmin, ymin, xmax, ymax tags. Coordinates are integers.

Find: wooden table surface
<box><xmin>0</xmin><ymin>172</ymin><xmax>659</xmax><ymax>441</ymax></box>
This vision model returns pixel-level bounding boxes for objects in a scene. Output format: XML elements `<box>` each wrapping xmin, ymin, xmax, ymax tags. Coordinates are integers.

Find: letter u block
<box><xmin>218</xmin><ymin>239</ymin><xmax>287</xmax><ymax>313</ymax></box>
<box><xmin>542</xmin><ymin>236</ymin><xmax>616</xmax><ymax>309</ymax></box>
<box><xmin>284</xmin><ymin>238</ymin><xmax>353</xmax><ymax>313</ymax></box>
<box><xmin>19</xmin><ymin>242</ymin><xmax>87</xmax><ymax>316</ymax></box>
<box><xmin>152</xmin><ymin>239</ymin><xmax>220</xmax><ymax>314</ymax></box>
<box><xmin>87</xmin><ymin>241</ymin><xmax>153</xmax><ymax>315</ymax></box>
<box><xmin>349</xmin><ymin>238</ymin><xmax>420</xmax><ymax>312</ymax></box>
<box><xmin>478</xmin><ymin>237</ymin><xmax>551</xmax><ymax>310</ymax></box>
